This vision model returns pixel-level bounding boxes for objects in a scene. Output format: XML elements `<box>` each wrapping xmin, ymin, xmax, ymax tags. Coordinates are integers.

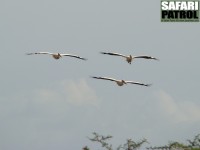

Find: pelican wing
<box><xmin>61</xmin><ymin>54</ymin><xmax>87</xmax><ymax>60</ymax></box>
<box><xmin>100</xmin><ymin>52</ymin><xmax>127</xmax><ymax>58</ymax></box>
<box><xmin>134</xmin><ymin>55</ymin><xmax>159</xmax><ymax>60</ymax></box>
<box><xmin>126</xmin><ymin>81</ymin><xmax>151</xmax><ymax>87</ymax></box>
<box><xmin>91</xmin><ymin>76</ymin><xmax>116</xmax><ymax>82</ymax></box>
<box><xmin>26</xmin><ymin>52</ymin><xmax>54</xmax><ymax>55</ymax></box>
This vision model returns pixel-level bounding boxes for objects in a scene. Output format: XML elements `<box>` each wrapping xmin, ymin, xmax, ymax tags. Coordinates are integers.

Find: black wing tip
<box><xmin>100</xmin><ymin>52</ymin><xmax>106</xmax><ymax>54</ymax></box>
<box><xmin>26</xmin><ymin>53</ymin><xmax>33</xmax><ymax>55</ymax></box>
<box><xmin>145</xmin><ymin>84</ymin><xmax>152</xmax><ymax>87</ymax></box>
<box><xmin>150</xmin><ymin>57</ymin><xmax>159</xmax><ymax>61</ymax></box>
<box><xmin>26</xmin><ymin>52</ymin><xmax>39</xmax><ymax>55</ymax></box>
<box><xmin>90</xmin><ymin>76</ymin><xmax>98</xmax><ymax>79</ymax></box>
<box><xmin>135</xmin><ymin>56</ymin><xmax>159</xmax><ymax>61</ymax></box>
<box><xmin>151</xmin><ymin>57</ymin><xmax>159</xmax><ymax>61</ymax></box>
<box><xmin>83</xmin><ymin>58</ymin><xmax>88</xmax><ymax>60</ymax></box>
<box><xmin>80</xmin><ymin>57</ymin><xmax>87</xmax><ymax>60</ymax></box>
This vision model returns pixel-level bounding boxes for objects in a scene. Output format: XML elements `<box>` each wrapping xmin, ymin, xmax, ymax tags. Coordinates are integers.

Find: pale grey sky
<box><xmin>0</xmin><ymin>0</ymin><xmax>200</xmax><ymax>149</ymax></box>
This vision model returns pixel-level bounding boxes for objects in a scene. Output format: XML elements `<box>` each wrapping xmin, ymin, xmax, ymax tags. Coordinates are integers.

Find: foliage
<box><xmin>83</xmin><ymin>133</ymin><xmax>200</xmax><ymax>150</ymax></box>
<box><xmin>87</xmin><ymin>132</ymin><xmax>113</xmax><ymax>150</ymax></box>
<box><xmin>117</xmin><ymin>138</ymin><xmax>148</xmax><ymax>150</ymax></box>
<box><xmin>85</xmin><ymin>132</ymin><xmax>148</xmax><ymax>150</ymax></box>
<box><xmin>147</xmin><ymin>134</ymin><xmax>200</xmax><ymax>150</ymax></box>
<box><xmin>147</xmin><ymin>141</ymin><xmax>190</xmax><ymax>150</ymax></box>
<box><xmin>187</xmin><ymin>134</ymin><xmax>200</xmax><ymax>149</ymax></box>
<box><xmin>82</xmin><ymin>146</ymin><xmax>90</xmax><ymax>150</ymax></box>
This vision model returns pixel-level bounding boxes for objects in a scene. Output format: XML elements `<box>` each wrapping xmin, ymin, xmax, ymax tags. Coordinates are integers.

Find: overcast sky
<box><xmin>1</xmin><ymin>0</ymin><xmax>200</xmax><ymax>149</ymax></box>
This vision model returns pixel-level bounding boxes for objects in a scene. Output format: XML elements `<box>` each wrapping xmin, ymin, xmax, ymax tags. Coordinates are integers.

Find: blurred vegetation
<box><xmin>83</xmin><ymin>133</ymin><xmax>200</xmax><ymax>150</ymax></box>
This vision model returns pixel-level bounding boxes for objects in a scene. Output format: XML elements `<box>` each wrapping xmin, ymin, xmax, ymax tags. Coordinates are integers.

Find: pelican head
<box><xmin>122</xmin><ymin>80</ymin><xmax>127</xmax><ymax>84</ymax></box>
<box><xmin>58</xmin><ymin>53</ymin><xmax>62</xmax><ymax>58</ymax></box>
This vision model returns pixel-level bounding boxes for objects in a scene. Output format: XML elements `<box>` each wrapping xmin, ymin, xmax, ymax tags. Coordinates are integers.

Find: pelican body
<box><xmin>26</xmin><ymin>52</ymin><xmax>87</xmax><ymax>60</ymax></box>
<box><xmin>100</xmin><ymin>52</ymin><xmax>158</xmax><ymax>64</ymax></box>
<box><xmin>52</xmin><ymin>53</ymin><xmax>62</xmax><ymax>59</ymax></box>
<box><xmin>91</xmin><ymin>76</ymin><xmax>151</xmax><ymax>87</ymax></box>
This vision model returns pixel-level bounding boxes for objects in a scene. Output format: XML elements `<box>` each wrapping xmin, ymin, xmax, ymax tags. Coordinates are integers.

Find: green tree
<box><xmin>147</xmin><ymin>134</ymin><xmax>200</xmax><ymax>150</ymax></box>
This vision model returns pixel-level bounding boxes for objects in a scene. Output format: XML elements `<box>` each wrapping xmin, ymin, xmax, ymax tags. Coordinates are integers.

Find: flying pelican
<box><xmin>100</xmin><ymin>52</ymin><xmax>158</xmax><ymax>64</ymax></box>
<box><xmin>91</xmin><ymin>76</ymin><xmax>151</xmax><ymax>87</ymax></box>
<box><xmin>26</xmin><ymin>52</ymin><xmax>87</xmax><ymax>60</ymax></box>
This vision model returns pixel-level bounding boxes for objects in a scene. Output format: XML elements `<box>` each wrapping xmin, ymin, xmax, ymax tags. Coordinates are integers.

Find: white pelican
<box><xmin>91</xmin><ymin>76</ymin><xmax>151</xmax><ymax>87</ymax></box>
<box><xmin>26</xmin><ymin>52</ymin><xmax>87</xmax><ymax>60</ymax></box>
<box><xmin>100</xmin><ymin>52</ymin><xmax>158</xmax><ymax>64</ymax></box>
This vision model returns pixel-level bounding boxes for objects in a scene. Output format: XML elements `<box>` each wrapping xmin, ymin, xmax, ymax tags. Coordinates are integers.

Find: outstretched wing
<box><xmin>91</xmin><ymin>76</ymin><xmax>117</xmax><ymax>82</ymax></box>
<box><xmin>61</xmin><ymin>54</ymin><xmax>87</xmax><ymax>60</ymax></box>
<box><xmin>26</xmin><ymin>52</ymin><xmax>54</xmax><ymax>55</ymax></box>
<box><xmin>134</xmin><ymin>55</ymin><xmax>159</xmax><ymax>60</ymax></box>
<box><xmin>126</xmin><ymin>80</ymin><xmax>151</xmax><ymax>87</ymax></box>
<box><xmin>100</xmin><ymin>52</ymin><xmax>127</xmax><ymax>58</ymax></box>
